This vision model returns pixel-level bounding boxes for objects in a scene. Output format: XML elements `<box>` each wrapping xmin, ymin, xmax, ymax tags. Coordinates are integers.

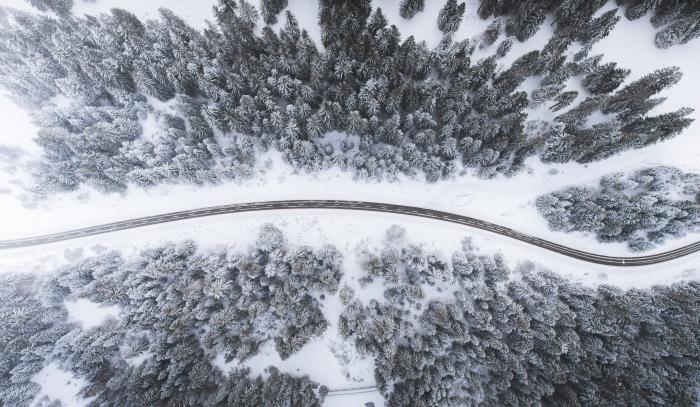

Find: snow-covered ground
<box><xmin>2</xmin><ymin>147</ymin><xmax>699</xmax><ymax>256</ymax></box>
<box><xmin>32</xmin><ymin>364</ymin><xmax>93</xmax><ymax>407</ymax></box>
<box><xmin>2</xmin><ymin>206</ymin><xmax>692</xmax><ymax>406</ymax></box>
<box><xmin>64</xmin><ymin>298</ymin><xmax>121</xmax><ymax>329</ymax></box>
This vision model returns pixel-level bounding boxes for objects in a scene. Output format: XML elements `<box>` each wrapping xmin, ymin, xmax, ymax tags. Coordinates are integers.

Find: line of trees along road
<box><xmin>2</xmin><ymin>225</ymin><xmax>700</xmax><ymax>406</ymax></box>
<box><xmin>0</xmin><ymin>0</ymin><xmax>694</xmax><ymax>197</ymax></box>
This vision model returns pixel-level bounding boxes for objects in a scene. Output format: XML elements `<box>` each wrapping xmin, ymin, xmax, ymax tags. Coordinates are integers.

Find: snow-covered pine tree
<box><xmin>437</xmin><ymin>0</ymin><xmax>466</xmax><ymax>34</ymax></box>
<box><xmin>399</xmin><ymin>0</ymin><xmax>425</xmax><ymax>20</ymax></box>
<box><xmin>261</xmin><ymin>0</ymin><xmax>289</xmax><ymax>25</ymax></box>
<box><xmin>603</xmin><ymin>66</ymin><xmax>683</xmax><ymax>116</ymax></box>
<box><xmin>655</xmin><ymin>12</ymin><xmax>700</xmax><ymax>48</ymax></box>
<box><xmin>583</xmin><ymin>62</ymin><xmax>630</xmax><ymax>94</ymax></box>
<box><xmin>26</xmin><ymin>0</ymin><xmax>73</xmax><ymax>16</ymax></box>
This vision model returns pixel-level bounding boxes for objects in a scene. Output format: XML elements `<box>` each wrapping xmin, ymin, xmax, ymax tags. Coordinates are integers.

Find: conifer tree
<box><xmin>437</xmin><ymin>0</ymin><xmax>466</xmax><ymax>34</ymax></box>
<box><xmin>580</xmin><ymin>8</ymin><xmax>620</xmax><ymax>46</ymax></box>
<box><xmin>583</xmin><ymin>62</ymin><xmax>630</xmax><ymax>94</ymax></box>
<box><xmin>538</xmin><ymin>166</ymin><xmax>700</xmax><ymax>250</ymax></box>
<box><xmin>399</xmin><ymin>0</ymin><xmax>425</xmax><ymax>20</ymax></box>
<box><xmin>341</xmin><ymin>233</ymin><xmax>700</xmax><ymax>405</ymax></box>
<box><xmin>655</xmin><ymin>12</ymin><xmax>700</xmax><ymax>48</ymax></box>
<box><xmin>550</xmin><ymin>90</ymin><xmax>578</xmax><ymax>111</ymax></box>
<box><xmin>261</xmin><ymin>0</ymin><xmax>289</xmax><ymax>25</ymax></box>
<box><xmin>603</xmin><ymin>66</ymin><xmax>683</xmax><ymax>116</ymax></box>
<box><xmin>27</xmin><ymin>0</ymin><xmax>73</xmax><ymax>16</ymax></box>
<box><xmin>623</xmin><ymin>0</ymin><xmax>659</xmax><ymax>20</ymax></box>
<box><xmin>0</xmin><ymin>1</ymin><xmax>694</xmax><ymax>194</ymax></box>
<box><xmin>509</xmin><ymin>0</ymin><xmax>551</xmax><ymax>41</ymax></box>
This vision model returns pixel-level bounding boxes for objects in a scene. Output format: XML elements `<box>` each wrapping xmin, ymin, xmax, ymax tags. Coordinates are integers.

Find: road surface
<box><xmin>1</xmin><ymin>200</ymin><xmax>697</xmax><ymax>266</ymax></box>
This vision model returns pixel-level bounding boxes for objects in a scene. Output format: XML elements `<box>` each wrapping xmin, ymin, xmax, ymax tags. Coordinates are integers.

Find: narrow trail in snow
<box><xmin>325</xmin><ymin>385</ymin><xmax>379</xmax><ymax>397</ymax></box>
<box><xmin>1</xmin><ymin>200</ymin><xmax>697</xmax><ymax>266</ymax></box>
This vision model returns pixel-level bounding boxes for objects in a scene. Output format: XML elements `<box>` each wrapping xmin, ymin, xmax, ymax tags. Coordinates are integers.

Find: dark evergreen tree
<box><xmin>437</xmin><ymin>0</ymin><xmax>466</xmax><ymax>34</ymax></box>
<box><xmin>550</xmin><ymin>90</ymin><xmax>578</xmax><ymax>111</ymax></box>
<box><xmin>603</xmin><ymin>66</ymin><xmax>683</xmax><ymax>116</ymax></box>
<box><xmin>580</xmin><ymin>8</ymin><xmax>620</xmax><ymax>47</ymax></box>
<box><xmin>0</xmin><ymin>2</ymin><xmax>693</xmax><ymax>196</ymax></box>
<box><xmin>507</xmin><ymin>0</ymin><xmax>552</xmax><ymax>41</ymax></box>
<box><xmin>583</xmin><ymin>61</ymin><xmax>630</xmax><ymax>94</ymax></box>
<box><xmin>655</xmin><ymin>11</ymin><xmax>700</xmax><ymax>48</ymax></box>
<box><xmin>399</xmin><ymin>0</ymin><xmax>425</xmax><ymax>20</ymax></box>
<box><xmin>341</xmin><ymin>235</ymin><xmax>700</xmax><ymax>406</ymax></box>
<box><xmin>0</xmin><ymin>226</ymin><xmax>338</xmax><ymax>406</ymax></box>
<box><xmin>261</xmin><ymin>0</ymin><xmax>289</xmax><ymax>25</ymax></box>
<box><xmin>0</xmin><ymin>275</ymin><xmax>73</xmax><ymax>406</ymax></box>
<box><xmin>495</xmin><ymin>38</ymin><xmax>512</xmax><ymax>58</ymax></box>
<box><xmin>476</xmin><ymin>0</ymin><xmax>700</xmax><ymax>48</ymax></box>
<box><xmin>318</xmin><ymin>0</ymin><xmax>372</xmax><ymax>51</ymax></box>
<box><xmin>622</xmin><ymin>0</ymin><xmax>662</xmax><ymax>20</ymax></box>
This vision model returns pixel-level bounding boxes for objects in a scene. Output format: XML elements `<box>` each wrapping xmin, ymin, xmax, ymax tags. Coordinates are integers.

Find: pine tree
<box><xmin>538</xmin><ymin>166</ymin><xmax>700</xmax><ymax>249</ymax></box>
<box><xmin>495</xmin><ymin>38</ymin><xmax>513</xmax><ymax>58</ymax></box>
<box><xmin>622</xmin><ymin>107</ymin><xmax>694</xmax><ymax>145</ymax></box>
<box><xmin>583</xmin><ymin>62</ymin><xmax>630</xmax><ymax>94</ymax></box>
<box><xmin>0</xmin><ymin>0</ymin><xmax>694</xmax><ymax>194</ymax></box>
<box><xmin>603</xmin><ymin>66</ymin><xmax>683</xmax><ymax>115</ymax></box>
<box><xmin>623</xmin><ymin>0</ymin><xmax>659</xmax><ymax>20</ymax></box>
<box><xmin>550</xmin><ymin>90</ymin><xmax>578</xmax><ymax>111</ymax></box>
<box><xmin>509</xmin><ymin>0</ymin><xmax>550</xmax><ymax>41</ymax></box>
<box><xmin>341</xmin><ymin>231</ymin><xmax>700</xmax><ymax>405</ymax></box>
<box><xmin>399</xmin><ymin>0</ymin><xmax>425</xmax><ymax>20</ymax></box>
<box><xmin>530</xmin><ymin>83</ymin><xmax>565</xmax><ymax>106</ymax></box>
<box><xmin>655</xmin><ymin>12</ymin><xmax>700</xmax><ymax>48</ymax></box>
<box><xmin>481</xmin><ymin>20</ymin><xmax>502</xmax><ymax>48</ymax></box>
<box><xmin>27</xmin><ymin>0</ymin><xmax>73</xmax><ymax>16</ymax></box>
<box><xmin>555</xmin><ymin>0</ymin><xmax>608</xmax><ymax>39</ymax></box>
<box><xmin>581</xmin><ymin>8</ymin><xmax>620</xmax><ymax>46</ymax></box>
<box><xmin>649</xmin><ymin>1</ymin><xmax>685</xmax><ymax>28</ymax></box>
<box><xmin>261</xmin><ymin>0</ymin><xmax>289</xmax><ymax>25</ymax></box>
<box><xmin>318</xmin><ymin>0</ymin><xmax>373</xmax><ymax>51</ymax></box>
<box><xmin>437</xmin><ymin>0</ymin><xmax>466</xmax><ymax>34</ymax></box>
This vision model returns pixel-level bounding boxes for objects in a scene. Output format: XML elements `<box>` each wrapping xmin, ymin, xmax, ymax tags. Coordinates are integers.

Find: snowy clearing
<box><xmin>64</xmin><ymin>298</ymin><xmax>121</xmax><ymax>330</ymax></box>
<box><xmin>31</xmin><ymin>364</ymin><xmax>92</xmax><ymax>407</ymax></box>
<box><xmin>2</xmin><ymin>149</ymin><xmax>700</xmax><ymax>258</ymax></box>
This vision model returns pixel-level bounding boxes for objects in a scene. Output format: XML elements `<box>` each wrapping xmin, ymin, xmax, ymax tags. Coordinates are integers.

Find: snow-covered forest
<box><xmin>537</xmin><ymin>166</ymin><xmax>700</xmax><ymax>251</ymax></box>
<box><xmin>3</xmin><ymin>226</ymin><xmax>700</xmax><ymax>406</ymax></box>
<box><xmin>341</xmin><ymin>234</ymin><xmax>700</xmax><ymax>406</ymax></box>
<box><xmin>1</xmin><ymin>225</ymin><xmax>335</xmax><ymax>406</ymax></box>
<box><xmin>0</xmin><ymin>0</ymin><xmax>695</xmax><ymax>195</ymax></box>
<box><xmin>2</xmin><ymin>0</ymin><xmax>700</xmax><ymax>406</ymax></box>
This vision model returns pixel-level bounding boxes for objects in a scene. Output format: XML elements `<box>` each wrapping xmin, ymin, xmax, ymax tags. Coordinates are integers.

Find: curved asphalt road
<box><xmin>0</xmin><ymin>200</ymin><xmax>698</xmax><ymax>266</ymax></box>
